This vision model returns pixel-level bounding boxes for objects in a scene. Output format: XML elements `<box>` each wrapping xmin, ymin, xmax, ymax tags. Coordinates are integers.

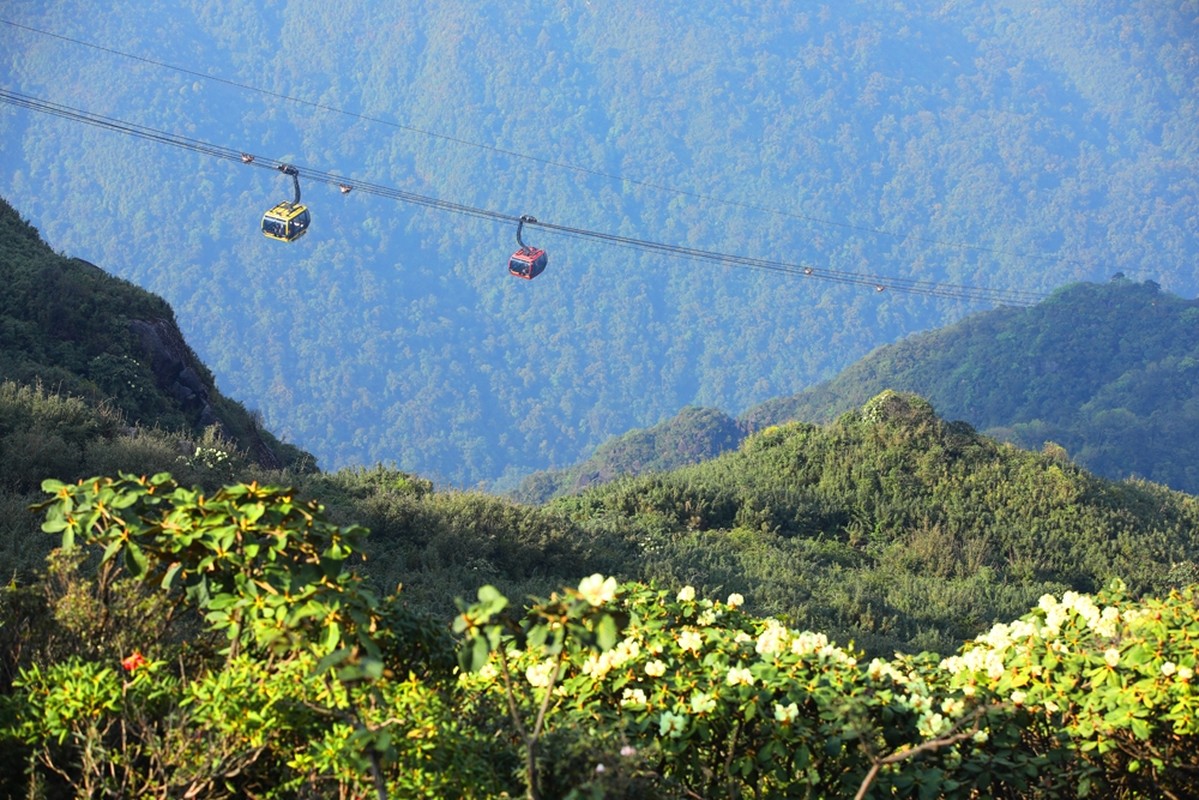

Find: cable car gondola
<box><xmin>262</xmin><ymin>164</ymin><xmax>311</xmax><ymax>242</ymax></box>
<box><xmin>508</xmin><ymin>215</ymin><xmax>547</xmax><ymax>279</ymax></box>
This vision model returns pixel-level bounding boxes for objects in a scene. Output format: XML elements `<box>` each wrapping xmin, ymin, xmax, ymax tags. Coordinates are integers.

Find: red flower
<box><xmin>121</xmin><ymin>651</ymin><xmax>147</xmax><ymax>672</ymax></box>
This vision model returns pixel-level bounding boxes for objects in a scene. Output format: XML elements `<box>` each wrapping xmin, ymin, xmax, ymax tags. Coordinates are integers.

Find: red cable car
<box><xmin>508</xmin><ymin>215</ymin><xmax>547</xmax><ymax>280</ymax></box>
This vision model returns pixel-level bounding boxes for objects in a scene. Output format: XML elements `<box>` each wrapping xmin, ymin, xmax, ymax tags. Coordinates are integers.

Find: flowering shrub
<box><xmin>458</xmin><ymin>577</ymin><xmax>1199</xmax><ymax>799</ymax></box>
<box><xmin>7</xmin><ymin>473</ymin><xmax>1199</xmax><ymax>799</ymax></box>
<box><xmin>458</xmin><ymin>578</ymin><xmax>1036</xmax><ymax>799</ymax></box>
<box><xmin>942</xmin><ymin>582</ymin><xmax>1199</xmax><ymax>796</ymax></box>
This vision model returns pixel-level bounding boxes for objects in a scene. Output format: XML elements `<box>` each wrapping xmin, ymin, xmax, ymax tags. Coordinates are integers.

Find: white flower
<box><xmin>1104</xmin><ymin>647</ymin><xmax>1121</xmax><ymax>668</ymax></box>
<box><xmin>1179</xmin><ymin>665</ymin><xmax>1194</xmax><ymax>682</ymax></box>
<box><xmin>727</xmin><ymin>593</ymin><xmax>744</xmax><ymax>608</ymax></box>
<box><xmin>726</xmin><ymin>666</ymin><xmax>754</xmax><ymax>686</ymax></box>
<box><xmin>526</xmin><ymin>658</ymin><xmax>557</xmax><ymax>688</ymax></box>
<box><xmin>1094</xmin><ymin>606</ymin><xmax>1121</xmax><ymax>638</ymax></box>
<box><xmin>940</xmin><ymin>697</ymin><xmax>964</xmax><ymax>716</ymax></box>
<box><xmin>791</xmin><ymin>630</ymin><xmax>830</xmax><ymax>657</ymax></box>
<box><xmin>755</xmin><ymin>620</ymin><xmax>789</xmax><ymax>656</ymax></box>
<box><xmin>678</xmin><ymin>629</ymin><xmax>704</xmax><ymax>654</ymax></box>
<box><xmin>919</xmin><ymin>712</ymin><xmax>949</xmax><ymax>737</ymax></box>
<box><xmin>645</xmin><ymin>659</ymin><xmax>667</xmax><ymax>677</ymax></box>
<box><xmin>690</xmin><ymin>691</ymin><xmax>717</xmax><ymax>714</ymax></box>
<box><xmin>578</xmin><ymin>574</ymin><xmax>617</xmax><ymax>606</ymax></box>
<box><xmin>868</xmin><ymin>658</ymin><xmax>898</xmax><ymax>682</ymax></box>
<box><xmin>677</xmin><ymin>585</ymin><xmax>696</xmax><ymax>602</ymax></box>
<box><xmin>1010</xmin><ymin>690</ymin><xmax>1027</xmax><ymax>706</ymax></box>
<box><xmin>1162</xmin><ymin>661</ymin><xmax>1178</xmax><ymax>677</ymax></box>
<box><xmin>774</xmin><ymin>702</ymin><xmax>799</xmax><ymax>723</ymax></box>
<box><xmin>621</xmin><ymin>687</ymin><xmax>648</xmax><ymax>707</ymax></box>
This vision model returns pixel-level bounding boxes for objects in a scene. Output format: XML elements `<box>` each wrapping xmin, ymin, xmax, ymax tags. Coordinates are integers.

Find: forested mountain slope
<box><xmin>512</xmin><ymin>406</ymin><xmax>747</xmax><ymax>503</ymax></box>
<box><xmin>547</xmin><ymin>390</ymin><xmax>1199</xmax><ymax>655</ymax></box>
<box><xmin>520</xmin><ymin>279</ymin><xmax>1199</xmax><ymax>500</ymax></box>
<box><xmin>2</xmin><ymin>1</ymin><xmax>1195</xmax><ymax>487</ymax></box>
<box><xmin>0</xmin><ymin>197</ymin><xmax>313</xmax><ymax>573</ymax></box>
<box><xmin>747</xmin><ymin>279</ymin><xmax>1199</xmax><ymax>494</ymax></box>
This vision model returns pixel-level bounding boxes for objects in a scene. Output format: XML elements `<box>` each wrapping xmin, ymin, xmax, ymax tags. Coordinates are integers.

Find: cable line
<box><xmin>0</xmin><ymin>88</ymin><xmax>1045</xmax><ymax>306</ymax></box>
<box><xmin>1</xmin><ymin>16</ymin><xmax>1079</xmax><ymax>272</ymax></box>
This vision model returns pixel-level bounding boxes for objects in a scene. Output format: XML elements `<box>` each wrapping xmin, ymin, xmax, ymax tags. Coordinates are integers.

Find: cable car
<box><xmin>508</xmin><ymin>215</ymin><xmax>547</xmax><ymax>279</ymax></box>
<box><xmin>262</xmin><ymin>164</ymin><xmax>310</xmax><ymax>242</ymax></box>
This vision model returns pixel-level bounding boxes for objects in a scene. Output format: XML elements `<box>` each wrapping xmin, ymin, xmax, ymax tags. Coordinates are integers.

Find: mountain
<box><xmin>0</xmin><ymin>195</ymin><xmax>314</xmax><ymax>572</ymax></box>
<box><xmin>746</xmin><ymin>278</ymin><xmax>1199</xmax><ymax>494</ymax></box>
<box><xmin>2</xmin><ymin>0</ymin><xmax>1195</xmax><ymax>487</ymax></box>
<box><xmin>511</xmin><ymin>406</ymin><xmax>746</xmax><ymax>503</ymax></box>
<box><xmin>541</xmin><ymin>389</ymin><xmax>1199</xmax><ymax>655</ymax></box>
<box><xmin>3</xmin><ymin>195</ymin><xmax>1197</xmax><ymax>658</ymax></box>
<box><xmin>517</xmin><ymin>279</ymin><xmax>1199</xmax><ymax>500</ymax></box>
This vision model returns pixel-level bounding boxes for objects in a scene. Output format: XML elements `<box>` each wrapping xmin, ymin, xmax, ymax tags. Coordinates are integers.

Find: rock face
<box><xmin>129</xmin><ymin>318</ymin><xmax>215</xmax><ymax>417</ymax></box>
<box><xmin>128</xmin><ymin>317</ymin><xmax>283</xmax><ymax>470</ymax></box>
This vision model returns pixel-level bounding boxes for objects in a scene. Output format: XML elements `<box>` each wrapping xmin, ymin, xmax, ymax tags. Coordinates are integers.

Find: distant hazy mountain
<box><xmin>511</xmin><ymin>406</ymin><xmax>746</xmax><ymax>503</ymax></box>
<box><xmin>748</xmin><ymin>279</ymin><xmax>1199</xmax><ymax>494</ymax></box>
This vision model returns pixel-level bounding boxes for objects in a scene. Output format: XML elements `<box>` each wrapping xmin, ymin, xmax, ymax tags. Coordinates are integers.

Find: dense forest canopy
<box><xmin>1</xmin><ymin>1</ymin><xmax>1195</xmax><ymax>486</ymax></box>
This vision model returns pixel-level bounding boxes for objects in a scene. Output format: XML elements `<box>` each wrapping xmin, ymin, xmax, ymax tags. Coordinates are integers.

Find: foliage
<box><xmin>0</xmin><ymin>196</ymin><xmax>312</xmax><ymax>473</ymax></box>
<box><xmin>3</xmin><ymin>472</ymin><xmax>1199</xmax><ymax>797</ymax></box>
<box><xmin>34</xmin><ymin>472</ymin><xmax>385</xmax><ymax>670</ymax></box>
<box><xmin>3</xmin><ymin>471</ymin><xmax>477</xmax><ymax>799</ymax></box>
<box><xmin>513</xmin><ymin>406</ymin><xmax>748</xmax><ymax>503</ymax></box>
<box><xmin>457</xmin><ymin>577</ymin><xmax>1199</xmax><ymax>799</ymax></box>
<box><xmin>747</xmin><ymin>280</ymin><xmax>1199</xmax><ymax>496</ymax></box>
<box><xmin>554</xmin><ymin>391</ymin><xmax>1199</xmax><ymax>656</ymax></box>
<box><xmin>942</xmin><ymin>582</ymin><xmax>1199</xmax><ymax>797</ymax></box>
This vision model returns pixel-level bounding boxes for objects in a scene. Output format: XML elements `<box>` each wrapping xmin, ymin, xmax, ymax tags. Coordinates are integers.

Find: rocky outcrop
<box><xmin>129</xmin><ymin>318</ymin><xmax>283</xmax><ymax>470</ymax></box>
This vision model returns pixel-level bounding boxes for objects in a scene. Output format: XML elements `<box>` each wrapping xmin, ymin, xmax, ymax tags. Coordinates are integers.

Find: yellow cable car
<box><xmin>262</xmin><ymin>164</ymin><xmax>310</xmax><ymax>242</ymax></box>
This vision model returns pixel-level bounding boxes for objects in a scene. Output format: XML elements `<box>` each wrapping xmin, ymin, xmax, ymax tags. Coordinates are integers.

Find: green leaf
<box><xmin>161</xmin><ymin>562</ymin><xmax>182</xmax><ymax>590</ymax></box>
<box><xmin>124</xmin><ymin>541</ymin><xmax>148</xmax><ymax>577</ymax></box>
<box><xmin>467</xmin><ymin>636</ymin><xmax>490</xmax><ymax>673</ymax></box>
<box><xmin>41</xmin><ymin>478</ymin><xmax>67</xmax><ymax>493</ymax></box>
<box><xmin>101</xmin><ymin>537</ymin><xmax>124</xmax><ymax>564</ymax></box>
<box><xmin>315</xmin><ymin>647</ymin><xmax>353</xmax><ymax>675</ymax></box>
<box><xmin>322</xmin><ymin>621</ymin><xmax>341</xmax><ymax>652</ymax></box>
<box><xmin>596</xmin><ymin>613</ymin><xmax>618</xmax><ymax>651</ymax></box>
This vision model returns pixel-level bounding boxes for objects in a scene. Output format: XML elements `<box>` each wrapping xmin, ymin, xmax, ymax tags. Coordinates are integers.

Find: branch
<box><xmin>854</xmin><ymin>705</ymin><xmax>997</xmax><ymax>800</ymax></box>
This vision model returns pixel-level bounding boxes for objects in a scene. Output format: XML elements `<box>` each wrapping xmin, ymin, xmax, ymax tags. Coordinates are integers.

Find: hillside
<box><xmin>517</xmin><ymin>279</ymin><xmax>1199</xmax><ymax>501</ymax></box>
<box><xmin>6</xmin><ymin>192</ymin><xmax>1197</xmax><ymax>658</ymax></box>
<box><xmin>746</xmin><ymin>279</ymin><xmax>1199</xmax><ymax>494</ymax></box>
<box><xmin>0</xmin><ymin>196</ymin><xmax>314</xmax><ymax>572</ymax></box>
<box><xmin>511</xmin><ymin>406</ymin><xmax>746</xmax><ymax>503</ymax></box>
<box><xmin>2</xmin><ymin>0</ymin><xmax>1195</xmax><ymax>486</ymax></box>
<box><xmin>5</xmin><ymin>260</ymin><xmax>1199</xmax><ymax>795</ymax></box>
<box><xmin>547</xmin><ymin>390</ymin><xmax>1199</xmax><ymax>655</ymax></box>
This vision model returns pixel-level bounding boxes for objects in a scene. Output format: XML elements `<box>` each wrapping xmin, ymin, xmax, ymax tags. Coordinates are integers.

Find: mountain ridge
<box><xmin>517</xmin><ymin>278</ymin><xmax>1199</xmax><ymax>501</ymax></box>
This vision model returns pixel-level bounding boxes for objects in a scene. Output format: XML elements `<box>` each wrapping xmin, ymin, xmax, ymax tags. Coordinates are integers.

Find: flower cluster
<box><xmin>460</xmin><ymin>580</ymin><xmax>1199</xmax><ymax>798</ymax></box>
